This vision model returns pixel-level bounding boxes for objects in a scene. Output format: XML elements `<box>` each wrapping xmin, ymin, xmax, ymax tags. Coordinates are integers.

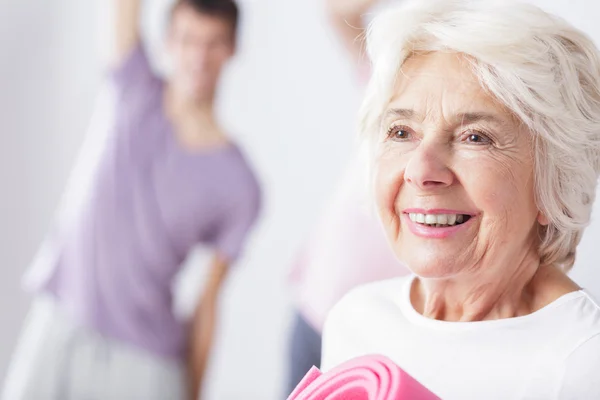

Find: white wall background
<box><xmin>0</xmin><ymin>0</ymin><xmax>102</xmax><ymax>391</ymax></box>
<box><xmin>0</xmin><ymin>1</ymin><xmax>598</xmax><ymax>399</ymax></box>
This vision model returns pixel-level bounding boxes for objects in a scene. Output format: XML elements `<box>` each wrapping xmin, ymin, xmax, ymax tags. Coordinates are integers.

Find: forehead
<box><xmin>171</xmin><ymin>6</ymin><xmax>232</xmax><ymax>38</ymax></box>
<box><xmin>389</xmin><ymin>52</ymin><xmax>505</xmax><ymax>118</ymax></box>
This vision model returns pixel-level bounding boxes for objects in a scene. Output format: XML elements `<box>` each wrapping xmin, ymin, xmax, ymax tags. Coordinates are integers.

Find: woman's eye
<box><xmin>387</xmin><ymin>126</ymin><xmax>412</xmax><ymax>141</ymax></box>
<box><xmin>464</xmin><ymin>131</ymin><xmax>492</xmax><ymax>145</ymax></box>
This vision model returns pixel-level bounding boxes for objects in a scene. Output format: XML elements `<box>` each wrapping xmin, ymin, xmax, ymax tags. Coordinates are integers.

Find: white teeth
<box><xmin>408</xmin><ymin>213</ymin><xmax>466</xmax><ymax>226</ymax></box>
<box><xmin>425</xmin><ymin>214</ymin><xmax>437</xmax><ymax>224</ymax></box>
<box><xmin>448</xmin><ymin>214</ymin><xmax>457</xmax><ymax>225</ymax></box>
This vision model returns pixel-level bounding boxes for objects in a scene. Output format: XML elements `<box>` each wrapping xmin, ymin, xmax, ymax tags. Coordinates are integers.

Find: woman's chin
<box><xmin>399</xmin><ymin>251</ymin><xmax>464</xmax><ymax>279</ymax></box>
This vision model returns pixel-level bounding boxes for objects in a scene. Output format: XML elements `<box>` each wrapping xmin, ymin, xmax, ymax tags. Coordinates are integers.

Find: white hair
<box><xmin>360</xmin><ymin>0</ymin><xmax>600</xmax><ymax>271</ymax></box>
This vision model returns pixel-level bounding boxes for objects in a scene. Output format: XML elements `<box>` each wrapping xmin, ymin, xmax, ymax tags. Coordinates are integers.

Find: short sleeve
<box><xmin>321</xmin><ymin>300</ymin><xmax>347</xmax><ymax>371</ymax></box>
<box><xmin>108</xmin><ymin>43</ymin><xmax>157</xmax><ymax>93</ymax></box>
<box><xmin>212</xmin><ymin>178</ymin><xmax>262</xmax><ymax>263</ymax></box>
<box><xmin>321</xmin><ymin>287</ymin><xmax>367</xmax><ymax>371</ymax></box>
<box><xmin>558</xmin><ymin>333</ymin><xmax>600</xmax><ymax>398</ymax></box>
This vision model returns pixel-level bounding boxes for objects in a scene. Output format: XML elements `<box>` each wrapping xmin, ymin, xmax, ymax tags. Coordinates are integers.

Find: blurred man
<box><xmin>2</xmin><ymin>1</ymin><xmax>260</xmax><ymax>399</ymax></box>
<box><xmin>286</xmin><ymin>0</ymin><xmax>409</xmax><ymax>394</ymax></box>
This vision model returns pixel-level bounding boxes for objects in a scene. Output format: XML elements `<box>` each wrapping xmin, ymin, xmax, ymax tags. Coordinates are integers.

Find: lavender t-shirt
<box><xmin>26</xmin><ymin>45</ymin><xmax>261</xmax><ymax>361</ymax></box>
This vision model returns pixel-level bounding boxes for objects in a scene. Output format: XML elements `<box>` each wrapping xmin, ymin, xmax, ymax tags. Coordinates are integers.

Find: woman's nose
<box><xmin>404</xmin><ymin>140</ymin><xmax>454</xmax><ymax>191</ymax></box>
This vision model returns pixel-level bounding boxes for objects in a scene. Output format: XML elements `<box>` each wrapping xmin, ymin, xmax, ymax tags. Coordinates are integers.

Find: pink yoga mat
<box><xmin>287</xmin><ymin>354</ymin><xmax>441</xmax><ymax>400</ymax></box>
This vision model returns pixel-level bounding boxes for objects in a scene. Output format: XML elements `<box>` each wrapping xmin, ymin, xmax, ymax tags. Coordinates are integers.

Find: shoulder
<box><xmin>324</xmin><ymin>276</ymin><xmax>409</xmax><ymax>335</ymax></box>
<box><xmin>555</xmin><ymin>290</ymin><xmax>600</xmax><ymax>335</ymax></box>
<box><xmin>547</xmin><ymin>291</ymin><xmax>600</xmax><ymax>397</ymax></box>
<box><xmin>223</xmin><ymin>146</ymin><xmax>261</xmax><ymax>190</ymax></box>
<box><xmin>212</xmin><ymin>145</ymin><xmax>261</xmax><ymax>196</ymax></box>
<box><xmin>321</xmin><ymin>277</ymin><xmax>410</xmax><ymax>370</ymax></box>
<box><xmin>559</xmin><ymin>332</ymin><xmax>600</xmax><ymax>398</ymax></box>
<box><xmin>563</xmin><ymin>290</ymin><xmax>600</xmax><ymax>349</ymax></box>
<box><xmin>324</xmin><ymin>277</ymin><xmax>407</xmax><ymax>335</ymax></box>
<box><xmin>332</xmin><ymin>277</ymin><xmax>407</xmax><ymax>316</ymax></box>
<box><xmin>214</xmin><ymin>145</ymin><xmax>262</xmax><ymax>215</ymax></box>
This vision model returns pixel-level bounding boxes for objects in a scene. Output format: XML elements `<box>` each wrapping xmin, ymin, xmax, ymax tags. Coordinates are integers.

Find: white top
<box><xmin>321</xmin><ymin>275</ymin><xmax>600</xmax><ymax>400</ymax></box>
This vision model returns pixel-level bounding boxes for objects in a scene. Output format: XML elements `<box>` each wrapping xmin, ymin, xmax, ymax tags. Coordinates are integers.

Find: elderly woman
<box><xmin>320</xmin><ymin>0</ymin><xmax>600</xmax><ymax>399</ymax></box>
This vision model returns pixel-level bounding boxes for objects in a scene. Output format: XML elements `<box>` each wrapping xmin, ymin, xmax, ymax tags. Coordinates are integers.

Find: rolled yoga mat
<box><xmin>287</xmin><ymin>354</ymin><xmax>441</xmax><ymax>400</ymax></box>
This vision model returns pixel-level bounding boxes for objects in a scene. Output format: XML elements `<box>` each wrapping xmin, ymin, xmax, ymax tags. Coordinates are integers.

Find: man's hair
<box><xmin>171</xmin><ymin>0</ymin><xmax>239</xmax><ymax>39</ymax></box>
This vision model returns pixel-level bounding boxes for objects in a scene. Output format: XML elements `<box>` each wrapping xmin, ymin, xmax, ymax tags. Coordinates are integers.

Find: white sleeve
<box><xmin>321</xmin><ymin>280</ymin><xmax>402</xmax><ymax>372</ymax></box>
<box><xmin>320</xmin><ymin>285</ymin><xmax>373</xmax><ymax>371</ymax></box>
<box><xmin>320</xmin><ymin>302</ymin><xmax>347</xmax><ymax>372</ymax></box>
<box><xmin>558</xmin><ymin>333</ymin><xmax>600</xmax><ymax>399</ymax></box>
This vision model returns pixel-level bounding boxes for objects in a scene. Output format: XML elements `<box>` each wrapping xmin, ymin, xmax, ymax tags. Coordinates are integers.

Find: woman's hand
<box><xmin>325</xmin><ymin>0</ymin><xmax>380</xmax><ymax>63</ymax></box>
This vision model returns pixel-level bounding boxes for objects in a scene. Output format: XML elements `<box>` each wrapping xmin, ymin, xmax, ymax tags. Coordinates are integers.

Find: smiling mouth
<box><xmin>407</xmin><ymin>213</ymin><xmax>472</xmax><ymax>227</ymax></box>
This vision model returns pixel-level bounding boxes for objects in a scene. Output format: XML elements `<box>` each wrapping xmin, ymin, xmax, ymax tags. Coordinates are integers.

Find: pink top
<box><xmin>290</xmin><ymin>160</ymin><xmax>409</xmax><ymax>332</ymax></box>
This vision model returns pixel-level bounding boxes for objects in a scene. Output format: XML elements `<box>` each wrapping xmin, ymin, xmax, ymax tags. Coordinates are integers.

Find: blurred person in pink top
<box><xmin>285</xmin><ymin>0</ymin><xmax>409</xmax><ymax>395</ymax></box>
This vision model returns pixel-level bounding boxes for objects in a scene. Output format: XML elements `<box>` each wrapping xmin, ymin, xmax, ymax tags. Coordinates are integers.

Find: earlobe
<box><xmin>537</xmin><ymin>212</ymin><xmax>550</xmax><ymax>226</ymax></box>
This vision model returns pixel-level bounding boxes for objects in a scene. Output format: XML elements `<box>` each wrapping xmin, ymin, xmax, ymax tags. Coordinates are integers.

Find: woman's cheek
<box><xmin>375</xmin><ymin>149</ymin><xmax>408</xmax><ymax>217</ymax></box>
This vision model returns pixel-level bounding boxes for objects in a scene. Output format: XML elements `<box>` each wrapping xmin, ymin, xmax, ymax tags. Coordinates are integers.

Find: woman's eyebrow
<box><xmin>456</xmin><ymin>112</ymin><xmax>509</xmax><ymax>127</ymax></box>
<box><xmin>383</xmin><ymin>109</ymin><xmax>511</xmax><ymax>127</ymax></box>
<box><xmin>384</xmin><ymin>108</ymin><xmax>418</xmax><ymax>121</ymax></box>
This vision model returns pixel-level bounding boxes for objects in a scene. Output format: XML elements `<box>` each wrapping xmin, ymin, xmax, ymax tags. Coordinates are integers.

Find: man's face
<box><xmin>167</xmin><ymin>5</ymin><xmax>235</xmax><ymax>100</ymax></box>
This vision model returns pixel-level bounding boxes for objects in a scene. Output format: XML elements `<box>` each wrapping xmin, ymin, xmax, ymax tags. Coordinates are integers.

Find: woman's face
<box><xmin>375</xmin><ymin>52</ymin><xmax>546</xmax><ymax>279</ymax></box>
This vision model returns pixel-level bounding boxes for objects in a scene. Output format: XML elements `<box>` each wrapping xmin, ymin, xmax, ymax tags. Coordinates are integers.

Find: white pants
<box><xmin>2</xmin><ymin>296</ymin><xmax>187</xmax><ymax>400</ymax></box>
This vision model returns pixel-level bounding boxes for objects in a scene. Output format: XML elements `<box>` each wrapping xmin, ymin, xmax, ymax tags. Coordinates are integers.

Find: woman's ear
<box><xmin>537</xmin><ymin>211</ymin><xmax>550</xmax><ymax>226</ymax></box>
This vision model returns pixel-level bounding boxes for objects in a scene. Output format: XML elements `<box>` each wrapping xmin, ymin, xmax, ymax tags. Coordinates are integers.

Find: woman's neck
<box><xmin>412</xmin><ymin>242</ymin><xmax>545</xmax><ymax>322</ymax></box>
<box><xmin>412</xmin><ymin>257</ymin><xmax>580</xmax><ymax>322</ymax></box>
<box><xmin>414</xmin><ymin>272</ymin><xmax>534</xmax><ymax>322</ymax></box>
